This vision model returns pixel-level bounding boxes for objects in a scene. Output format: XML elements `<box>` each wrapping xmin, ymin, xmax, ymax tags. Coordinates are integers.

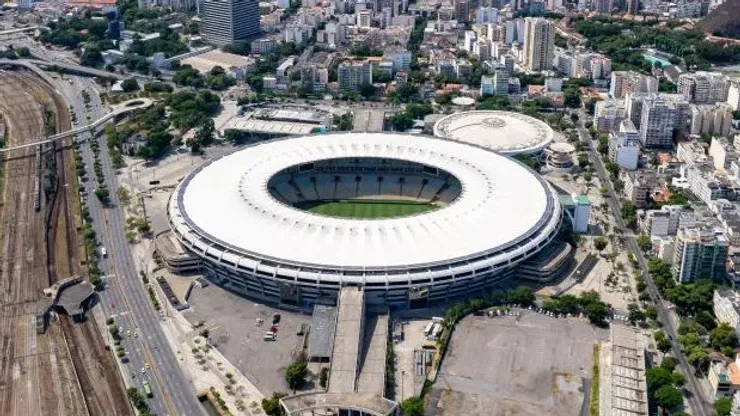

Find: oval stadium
<box><xmin>167</xmin><ymin>133</ymin><xmax>565</xmax><ymax>307</ymax></box>
<box><xmin>433</xmin><ymin>110</ymin><xmax>555</xmax><ymax>155</ymax></box>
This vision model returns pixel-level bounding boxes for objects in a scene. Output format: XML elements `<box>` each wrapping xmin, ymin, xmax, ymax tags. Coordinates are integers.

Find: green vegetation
<box><xmin>319</xmin><ymin>367</ymin><xmax>329</xmax><ymax>389</ymax></box>
<box><xmin>590</xmin><ymin>343</ymin><xmax>600</xmax><ymax>416</ymax></box>
<box><xmin>148</xmin><ymin>286</ymin><xmax>160</xmax><ymax>311</ymax></box>
<box><xmin>261</xmin><ymin>392</ymin><xmax>288</xmax><ymax>416</ymax></box>
<box><xmin>594</xmin><ymin>236</ymin><xmax>608</xmax><ymax>252</ymax></box>
<box><xmin>715</xmin><ymin>397</ymin><xmax>733</xmax><ymax>416</ymax></box>
<box><xmin>621</xmin><ymin>200</ymin><xmax>638</xmax><ymax>229</ymax></box>
<box><xmin>295</xmin><ymin>199</ymin><xmax>436</xmax><ymax>219</ymax></box>
<box><xmin>126</xmin><ymin>28</ymin><xmax>188</xmax><ymax>58</ymax></box>
<box><xmin>575</xmin><ymin>16</ymin><xmax>740</xmax><ymax>70</ymax></box>
<box><xmin>104</xmin><ymin>125</ymin><xmax>125</xmax><ymax>169</ymax></box>
<box><xmin>389</xmin><ymin>103</ymin><xmax>433</xmax><ymax>131</ymax></box>
<box><xmin>401</xmin><ymin>397</ymin><xmax>424</xmax><ymax>416</ymax></box>
<box><xmin>186</xmin><ymin>119</ymin><xmax>216</xmax><ymax>153</ymax></box>
<box><xmin>646</xmin><ymin>359</ymin><xmax>685</xmax><ymax>414</ymax></box>
<box><xmin>349</xmin><ymin>45</ymin><xmax>383</xmax><ymax>57</ymax></box>
<box><xmin>41</xmin><ymin>13</ymin><xmax>108</xmax><ymax>49</ymax></box>
<box><xmin>513</xmin><ymin>154</ymin><xmax>541</xmax><ymax>170</ymax></box>
<box><xmin>636</xmin><ymin>234</ymin><xmax>652</xmax><ymax>252</ymax></box>
<box><xmin>121</xmin><ymin>78</ymin><xmax>140</xmax><ymax>93</ymax></box>
<box><xmin>541</xmin><ymin>291</ymin><xmax>611</xmax><ymax>326</ymax></box>
<box><xmin>126</xmin><ymin>387</ymin><xmax>154</xmax><ymax>416</ymax></box>
<box><xmin>333</xmin><ymin>113</ymin><xmax>353</xmax><ymax>131</ymax></box>
<box><xmin>285</xmin><ymin>354</ymin><xmax>309</xmax><ymax>390</ymax></box>
<box><xmin>167</xmin><ymin>90</ymin><xmax>221</xmax><ymax>131</ymax></box>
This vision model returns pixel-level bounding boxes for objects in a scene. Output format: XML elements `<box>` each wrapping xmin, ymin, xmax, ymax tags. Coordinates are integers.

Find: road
<box><xmin>576</xmin><ymin>113</ymin><xmax>711</xmax><ymax>416</ymax></box>
<box><xmin>64</xmin><ymin>77</ymin><xmax>204</xmax><ymax>416</ymax></box>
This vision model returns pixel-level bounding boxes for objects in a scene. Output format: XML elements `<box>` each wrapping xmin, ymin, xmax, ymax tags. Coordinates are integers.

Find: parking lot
<box><xmin>185</xmin><ymin>284</ymin><xmax>312</xmax><ymax>394</ymax></box>
<box><xmin>430</xmin><ymin>311</ymin><xmax>609</xmax><ymax>416</ymax></box>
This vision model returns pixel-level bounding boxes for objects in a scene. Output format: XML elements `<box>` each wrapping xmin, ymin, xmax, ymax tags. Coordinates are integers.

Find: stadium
<box><xmin>168</xmin><ymin>133</ymin><xmax>564</xmax><ymax>307</ymax></box>
<box><xmin>433</xmin><ymin>110</ymin><xmax>555</xmax><ymax>155</ymax></box>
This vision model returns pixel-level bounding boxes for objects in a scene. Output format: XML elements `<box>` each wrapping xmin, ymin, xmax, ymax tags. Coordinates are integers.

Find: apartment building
<box><xmin>623</xmin><ymin>171</ymin><xmax>658</xmax><ymax>208</ymax></box>
<box><xmin>672</xmin><ymin>226</ymin><xmax>729</xmax><ymax>283</ymax></box>
<box><xmin>337</xmin><ymin>61</ymin><xmax>373</xmax><ymax>91</ymax></box>
<box><xmin>678</xmin><ymin>71</ymin><xmax>728</xmax><ymax>104</ymax></box>
<box><xmin>522</xmin><ymin>17</ymin><xmax>554</xmax><ymax>72</ymax></box>
<box><xmin>609</xmin><ymin>120</ymin><xmax>640</xmax><ymax>170</ymax></box>
<box><xmin>594</xmin><ymin>99</ymin><xmax>626</xmax><ymax>132</ymax></box>
<box><xmin>709</xmin><ymin>136</ymin><xmax>739</xmax><ymax>171</ymax></box>
<box><xmin>687</xmin><ymin>163</ymin><xmax>739</xmax><ymax>205</ymax></box>
<box><xmin>202</xmin><ymin>0</ymin><xmax>260</xmax><ymax>46</ymax></box>
<box><xmin>691</xmin><ymin>104</ymin><xmax>734</xmax><ymax>138</ymax></box>
<box><xmin>637</xmin><ymin>94</ymin><xmax>691</xmax><ymax>148</ymax></box>
<box><xmin>610</xmin><ymin>71</ymin><xmax>657</xmax><ymax>99</ymax></box>
<box><xmin>641</xmin><ymin>205</ymin><xmax>696</xmax><ymax>237</ymax></box>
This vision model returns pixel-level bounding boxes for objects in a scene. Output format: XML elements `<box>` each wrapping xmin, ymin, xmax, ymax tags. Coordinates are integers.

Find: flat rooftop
<box><xmin>328</xmin><ymin>288</ymin><xmax>365</xmax><ymax>394</ymax></box>
<box><xmin>220</xmin><ymin>116</ymin><xmax>318</xmax><ymax>135</ymax></box>
<box><xmin>600</xmin><ymin>325</ymin><xmax>648</xmax><ymax>416</ymax></box>
<box><xmin>308</xmin><ymin>305</ymin><xmax>338</xmax><ymax>360</ymax></box>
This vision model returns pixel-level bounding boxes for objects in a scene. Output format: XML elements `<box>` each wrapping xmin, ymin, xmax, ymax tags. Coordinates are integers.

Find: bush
<box><xmin>319</xmin><ymin>367</ymin><xmax>329</xmax><ymax>388</ymax></box>
<box><xmin>285</xmin><ymin>355</ymin><xmax>308</xmax><ymax>390</ymax></box>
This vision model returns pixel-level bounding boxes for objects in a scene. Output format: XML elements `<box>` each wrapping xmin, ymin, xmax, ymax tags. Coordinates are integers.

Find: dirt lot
<box><xmin>185</xmin><ymin>284</ymin><xmax>313</xmax><ymax>395</ymax></box>
<box><xmin>430</xmin><ymin>312</ymin><xmax>608</xmax><ymax>416</ymax></box>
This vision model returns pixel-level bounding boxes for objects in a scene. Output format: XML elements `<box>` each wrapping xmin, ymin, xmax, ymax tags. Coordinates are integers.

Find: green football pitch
<box><xmin>294</xmin><ymin>199</ymin><xmax>437</xmax><ymax>219</ymax></box>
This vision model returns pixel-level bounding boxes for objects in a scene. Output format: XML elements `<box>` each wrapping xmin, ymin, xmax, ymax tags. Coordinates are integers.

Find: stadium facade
<box><xmin>168</xmin><ymin>133</ymin><xmax>565</xmax><ymax>308</ymax></box>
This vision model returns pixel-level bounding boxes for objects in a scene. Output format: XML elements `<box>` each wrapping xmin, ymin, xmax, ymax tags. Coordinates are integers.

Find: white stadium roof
<box><xmin>433</xmin><ymin>110</ymin><xmax>554</xmax><ymax>155</ymax></box>
<box><xmin>171</xmin><ymin>133</ymin><xmax>558</xmax><ymax>270</ymax></box>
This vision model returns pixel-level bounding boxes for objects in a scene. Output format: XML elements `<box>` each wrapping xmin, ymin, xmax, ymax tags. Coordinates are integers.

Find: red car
<box><xmin>269</xmin><ymin>327</ymin><xmax>278</xmax><ymax>333</ymax></box>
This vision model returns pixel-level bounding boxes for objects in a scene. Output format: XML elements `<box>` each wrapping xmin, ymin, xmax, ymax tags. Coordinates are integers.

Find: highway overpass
<box><xmin>0</xmin><ymin>98</ymin><xmax>153</xmax><ymax>153</ymax></box>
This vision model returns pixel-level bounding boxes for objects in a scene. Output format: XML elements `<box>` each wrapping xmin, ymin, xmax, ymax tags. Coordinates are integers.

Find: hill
<box><xmin>696</xmin><ymin>0</ymin><xmax>740</xmax><ymax>39</ymax></box>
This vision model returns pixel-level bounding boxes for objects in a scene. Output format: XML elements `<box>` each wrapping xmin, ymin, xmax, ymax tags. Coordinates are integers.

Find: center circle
<box><xmin>266</xmin><ymin>157</ymin><xmax>463</xmax><ymax>219</ymax></box>
<box><xmin>481</xmin><ymin>117</ymin><xmax>507</xmax><ymax>128</ymax></box>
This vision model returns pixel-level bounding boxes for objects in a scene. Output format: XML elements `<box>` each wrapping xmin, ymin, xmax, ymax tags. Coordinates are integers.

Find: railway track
<box><xmin>0</xmin><ymin>69</ymin><xmax>127</xmax><ymax>416</ymax></box>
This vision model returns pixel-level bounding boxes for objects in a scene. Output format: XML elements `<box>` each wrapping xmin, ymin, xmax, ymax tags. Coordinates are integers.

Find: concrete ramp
<box><xmin>328</xmin><ymin>287</ymin><xmax>365</xmax><ymax>393</ymax></box>
<box><xmin>357</xmin><ymin>313</ymin><xmax>389</xmax><ymax>395</ymax></box>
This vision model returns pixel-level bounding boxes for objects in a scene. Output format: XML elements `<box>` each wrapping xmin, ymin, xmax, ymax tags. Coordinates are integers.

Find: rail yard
<box><xmin>0</xmin><ymin>70</ymin><xmax>129</xmax><ymax>416</ymax></box>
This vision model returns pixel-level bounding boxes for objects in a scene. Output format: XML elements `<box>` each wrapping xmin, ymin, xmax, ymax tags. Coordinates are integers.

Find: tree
<box><xmin>401</xmin><ymin>397</ymin><xmax>424</xmax><ymax>416</ymax></box>
<box><xmin>636</xmin><ymin>235</ymin><xmax>652</xmax><ymax>252</ymax></box>
<box><xmin>695</xmin><ymin>310</ymin><xmax>717</xmax><ymax>331</ymax></box>
<box><xmin>645</xmin><ymin>306</ymin><xmax>658</xmax><ymax>321</ymax></box>
<box><xmin>319</xmin><ymin>367</ymin><xmax>329</xmax><ymax>388</ymax></box>
<box><xmin>389</xmin><ymin>113</ymin><xmax>413</xmax><ymax>131</ymax></box>
<box><xmin>646</xmin><ymin>367</ymin><xmax>675</xmax><ymax>392</ymax></box>
<box><xmin>121</xmin><ymin>78</ymin><xmax>140</xmax><ymax>93</ymax></box>
<box><xmin>95</xmin><ymin>187</ymin><xmax>110</xmax><ymax>203</ymax></box>
<box><xmin>714</xmin><ymin>397</ymin><xmax>733</xmax><ymax>416</ymax></box>
<box><xmin>687</xmin><ymin>348</ymin><xmax>710</xmax><ymax>371</ymax></box>
<box><xmin>285</xmin><ymin>356</ymin><xmax>308</xmax><ymax>390</ymax></box>
<box><xmin>584</xmin><ymin>301</ymin><xmax>609</xmax><ymax>326</ymax></box>
<box><xmin>506</xmin><ymin>286</ymin><xmax>535</xmax><ymax>306</ymax></box>
<box><xmin>627</xmin><ymin>303</ymin><xmax>646</xmax><ymax>325</ymax></box>
<box><xmin>359</xmin><ymin>83</ymin><xmax>376</xmax><ymax>99</ymax></box>
<box><xmin>195</xmin><ymin>119</ymin><xmax>216</xmax><ymax>147</ymax></box>
<box><xmin>594</xmin><ymin>236</ymin><xmax>608</xmax><ymax>252</ymax></box>
<box><xmin>660</xmin><ymin>357</ymin><xmax>677</xmax><ymax>372</ymax></box>
<box><xmin>653</xmin><ymin>385</ymin><xmax>683</xmax><ymax>411</ymax></box>
<box><xmin>657</xmin><ymin>337</ymin><xmax>672</xmax><ymax>354</ymax></box>
<box><xmin>261</xmin><ymin>392</ymin><xmax>287</xmax><ymax>416</ymax></box>
<box><xmin>710</xmin><ymin>323</ymin><xmax>738</xmax><ymax>351</ymax></box>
